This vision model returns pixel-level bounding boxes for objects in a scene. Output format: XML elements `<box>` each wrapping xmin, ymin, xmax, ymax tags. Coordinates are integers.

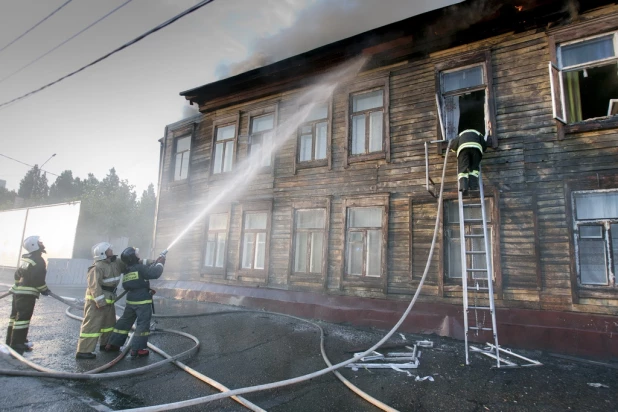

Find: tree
<box><xmin>131</xmin><ymin>183</ymin><xmax>157</xmax><ymax>252</ymax></box>
<box><xmin>17</xmin><ymin>165</ymin><xmax>48</xmax><ymax>206</ymax></box>
<box><xmin>49</xmin><ymin>170</ymin><xmax>80</xmax><ymax>203</ymax></box>
<box><xmin>0</xmin><ymin>187</ymin><xmax>17</xmax><ymax>210</ymax></box>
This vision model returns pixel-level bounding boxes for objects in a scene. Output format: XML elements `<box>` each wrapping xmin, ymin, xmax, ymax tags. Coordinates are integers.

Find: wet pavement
<box><xmin>0</xmin><ymin>280</ymin><xmax>617</xmax><ymax>411</ymax></box>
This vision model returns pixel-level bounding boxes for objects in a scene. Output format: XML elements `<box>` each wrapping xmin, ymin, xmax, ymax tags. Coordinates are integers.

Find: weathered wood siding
<box><xmin>155</xmin><ymin>5</ymin><xmax>618</xmax><ymax>316</ymax></box>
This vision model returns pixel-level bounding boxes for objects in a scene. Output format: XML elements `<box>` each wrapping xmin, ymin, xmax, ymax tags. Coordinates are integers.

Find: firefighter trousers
<box><xmin>6</xmin><ymin>294</ymin><xmax>37</xmax><ymax>347</ymax></box>
<box><xmin>108</xmin><ymin>303</ymin><xmax>152</xmax><ymax>351</ymax></box>
<box><xmin>457</xmin><ymin>148</ymin><xmax>483</xmax><ymax>191</ymax></box>
<box><xmin>76</xmin><ymin>300</ymin><xmax>117</xmax><ymax>353</ymax></box>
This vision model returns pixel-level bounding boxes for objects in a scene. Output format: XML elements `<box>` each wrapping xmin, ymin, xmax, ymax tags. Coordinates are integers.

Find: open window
<box><xmin>550</xmin><ymin>32</ymin><xmax>618</xmax><ymax>124</ymax></box>
<box><xmin>435</xmin><ymin>52</ymin><xmax>496</xmax><ymax>147</ymax></box>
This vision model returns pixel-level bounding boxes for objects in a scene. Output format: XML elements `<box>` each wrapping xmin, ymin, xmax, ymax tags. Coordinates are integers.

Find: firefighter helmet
<box><xmin>92</xmin><ymin>242</ymin><xmax>112</xmax><ymax>261</ymax></box>
<box><xmin>23</xmin><ymin>236</ymin><xmax>41</xmax><ymax>253</ymax></box>
<box><xmin>121</xmin><ymin>247</ymin><xmax>140</xmax><ymax>265</ymax></box>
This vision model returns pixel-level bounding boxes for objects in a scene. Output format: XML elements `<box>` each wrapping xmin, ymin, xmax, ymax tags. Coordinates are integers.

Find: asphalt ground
<box><xmin>0</xmin><ymin>281</ymin><xmax>617</xmax><ymax>411</ymax></box>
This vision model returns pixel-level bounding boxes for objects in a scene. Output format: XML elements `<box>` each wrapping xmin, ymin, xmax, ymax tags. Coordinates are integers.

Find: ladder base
<box><xmin>470</xmin><ymin>343</ymin><xmax>543</xmax><ymax>368</ymax></box>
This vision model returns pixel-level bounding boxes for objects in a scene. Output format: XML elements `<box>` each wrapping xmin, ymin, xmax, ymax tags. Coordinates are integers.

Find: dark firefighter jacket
<box><xmin>10</xmin><ymin>251</ymin><xmax>48</xmax><ymax>298</ymax></box>
<box><xmin>450</xmin><ymin>129</ymin><xmax>487</xmax><ymax>157</ymax></box>
<box><xmin>121</xmin><ymin>262</ymin><xmax>164</xmax><ymax>305</ymax></box>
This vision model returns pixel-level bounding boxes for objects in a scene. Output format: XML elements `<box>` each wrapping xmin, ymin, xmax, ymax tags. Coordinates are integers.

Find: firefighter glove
<box><xmin>156</xmin><ymin>256</ymin><xmax>166</xmax><ymax>265</ymax></box>
<box><xmin>40</xmin><ymin>289</ymin><xmax>51</xmax><ymax>296</ymax></box>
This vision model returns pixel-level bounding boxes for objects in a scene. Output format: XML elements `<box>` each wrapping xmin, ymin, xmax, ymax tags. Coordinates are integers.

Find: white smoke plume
<box><xmin>216</xmin><ymin>0</ymin><xmax>462</xmax><ymax>78</ymax></box>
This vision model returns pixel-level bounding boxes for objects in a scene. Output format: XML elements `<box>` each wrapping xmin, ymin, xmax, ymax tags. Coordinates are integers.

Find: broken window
<box><xmin>249</xmin><ymin>114</ymin><xmax>275</xmax><ymax>168</ymax></box>
<box><xmin>573</xmin><ymin>190</ymin><xmax>618</xmax><ymax>286</ymax></box>
<box><xmin>298</xmin><ymin>104</ymin><xmax>328</xmax><ymax>165</ymax></box>
<box><xmin>293</xmin><ymin>209</ymin><xmax>325</xmax><ymax>275</ymax></box>
<box><xmin>173</xmin><ymin>135</ymin><xmax>191</xmax><ymax>181</ymax></box>
<box><xmin>212</xmin><ymin>124</ymin><xmax>236</xmax><ymax>174</ymax></box>
<box><xmin>204</xmin><ymin>213</ymin><xmax>228</xmax><ymax>269</ymax></box>
<box><xmin>346</xmin><ymin>207</ymin><xmax>383</xmax><ymax>277</ymax></box>
<box><xmin>437</xmin><ymin>64</ymin><xmax>490</xmax><ymax>141</ymax></box>
<box><xmin>444</xmin><ymin>199</ymin><xmax>493</xmax><ymax>280</ymax></box>
<box><xmin>550</xmin><ymin>32</ymin><xmax>618</xmax><ymax>123</ymax></box>
<box><xmin>350</xmin><ymin>89</ymin><xmax>384</xmax><ymax>156</ymax></box>
<box><xmin>241</xmin><ymin>211</ymin><xmax>269</xmax><ymax>270</ymax></box>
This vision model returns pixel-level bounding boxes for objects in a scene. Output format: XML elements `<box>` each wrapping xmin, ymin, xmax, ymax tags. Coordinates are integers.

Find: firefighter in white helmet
<box><xmin>6</xmin><ymin>236</ymin><xmax>50</xmax><ymax>353</ymax></box>
<box><xmin>76</xmin><ymin>242</ymin><xmax>152</xmax><ymax>359</ymax></box>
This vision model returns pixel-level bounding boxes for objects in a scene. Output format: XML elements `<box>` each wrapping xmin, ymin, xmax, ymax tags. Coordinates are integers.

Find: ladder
<box><xmin>457</xmin><ymin>165</ymin><xmax>501</xmax><ymax>367</ymax></box>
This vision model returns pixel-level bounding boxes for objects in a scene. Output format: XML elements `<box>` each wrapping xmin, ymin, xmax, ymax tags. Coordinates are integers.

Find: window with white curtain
<box><xmin>212</xmin><ymin>124</ymin><xmax>236</xmax><ymax>174</ymax></box>
<box><xmin>204</xmin><ymin>213</ymin><xmax>228</xmax><ymax>269</ymax></box>
<box><xmin>550</xmin><ymin>31</ymin><xmax>618</xmax><ymax>123</ymax></box>
<box><xmin>346</xmin><ymin>207</ymin><xmax>383</xmax><ymax>277</ymax></box>
<box><xmin>249</xmin><ymin>114</ymin><xmax>275</xmax><ymax>167</ymax></box>
<box><xmin>438</xmin><ymin>64</ymin><xmax>489</xmax><ymax>141</ymax></box>
<box><xmin>350</xmin><ymin>90</ymin><xmax>384</xmax><ymax>156</ymax></box>
<box><xmin>241</xmin><ymin>211</ymin><xmax>268</xmax><ymax>270</ymax></box>
<box><xmin>573</xmin><ymin>190</ymin><xmax>618</xmax><ymax>286</ymax></box>
<box><xmin>293</xmin><ymin>209</ymin><xmax>325</xmax><ymax>275</ymax></box>
<box><xmin>298</xmin><ymin>104</ymin><xmax>328</xmax><ymax>164</ymax></box>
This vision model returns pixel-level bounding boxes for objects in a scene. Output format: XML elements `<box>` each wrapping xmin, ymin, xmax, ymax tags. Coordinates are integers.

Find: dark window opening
<box><xmin>564</xmin><ymin>65</ymin><xmax>618</xmax><ymax>122</ymax></box>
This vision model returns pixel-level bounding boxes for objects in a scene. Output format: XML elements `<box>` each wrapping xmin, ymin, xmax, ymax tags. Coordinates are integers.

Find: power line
<box><xmin>0</xmin><ymin>0</ymin><xmax>134</xmax><ymax>85</ymax></box>
<box><xmin>0</xmin><ymin>0</ymin><xmax>74</xmax><ymax>55</ymax></box>
<box><xmin>0</xmin><ymin>153</ymin><xmax>60</xmax><ymax>177</ymax></box>
<box><xmin>0</xmin><ymin>0</ymin><xmax>216</xmax><ymax>110</ymax></box>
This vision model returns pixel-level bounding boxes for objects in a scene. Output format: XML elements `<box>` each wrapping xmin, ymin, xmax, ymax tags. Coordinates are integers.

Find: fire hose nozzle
<box><xmin>160</xmin><ymin>249</ymin><xmax>168</xmax><ymax>257</ymax></box>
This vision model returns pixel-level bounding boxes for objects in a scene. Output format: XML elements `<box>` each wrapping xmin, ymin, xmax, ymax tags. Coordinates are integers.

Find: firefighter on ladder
<box><xmin>105</xmin><ymin>247</ymin><xmax>165</xmax><ymax>357</ymax></box>
<box><xmin>451</xmin><ymin>129</ymin><xmax>489</xmax><ymax>195</ymax></box>
<box><xmin>5</xmin><ymin>236</ymin><xmax>50</xmax><ymax>353</ymax></box>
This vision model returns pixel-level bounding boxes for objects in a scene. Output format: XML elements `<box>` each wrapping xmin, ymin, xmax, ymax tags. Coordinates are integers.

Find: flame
<box><xmin>515</xmin><ymin>5</ymin><xmax>523</xmax><ymax>12</ymax></box>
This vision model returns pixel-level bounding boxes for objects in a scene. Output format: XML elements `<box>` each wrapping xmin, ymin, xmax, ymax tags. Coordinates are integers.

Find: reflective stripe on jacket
<box><xmin>450</xmin><ymin>129</ymin><xmax>488</xmax><ymax>157</ymax></box>
<box><xmin>122</xmin><ymin>262</ymin><xmax>164</xmax><ymax>304</ymax></box>
<box><xmin>85</xmin><ymin>259</ymin><xmax>126</xmax><ymax>308</ymax></box>
<box><xmin>10</xmin><ymin>252</ymin><xmax>47</xmax><ymax>297</ymax></box>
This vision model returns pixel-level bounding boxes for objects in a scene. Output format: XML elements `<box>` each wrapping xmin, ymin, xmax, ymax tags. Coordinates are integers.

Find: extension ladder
<box><xmin>457</xmin><ymin>166</ymin><xmax>501</xmax><ymax>367</ymax></box>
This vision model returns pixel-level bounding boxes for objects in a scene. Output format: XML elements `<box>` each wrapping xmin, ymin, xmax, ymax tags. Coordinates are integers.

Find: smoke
<box><xmin>565</xmin><ymin>0</ymin><xmax>580</xmax><ymax>20</ymax></box>
<box><xmin>181</xmin><ymin>103</ymin><xmax>199</xmax><ymax>119</ymax></box>
<box><xmin>216</xmin><ymin>0</ymin><xmax>462</xmax><ymax>78</ymax></box>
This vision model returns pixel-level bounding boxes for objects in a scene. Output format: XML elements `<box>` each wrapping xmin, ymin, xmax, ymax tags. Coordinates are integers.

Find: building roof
<box><xmin>180</xmin><ymin>0</ymin><xmax>613</xmax><ymax>112</ymax></box>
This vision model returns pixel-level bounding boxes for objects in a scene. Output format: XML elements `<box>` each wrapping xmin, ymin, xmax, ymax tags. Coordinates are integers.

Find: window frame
<box><xmin>340</xmin><ymin>194</ymin><xmax>389</xmax><ymax>294</ymax></box>
<box><xmin>434</xmin><ymin>50</ymin><xmax>498</xmax><ymax>150</ymax></box>
<box><xmin>548</xmin><ymin>15</ymin><xmax>618</xmax><ymax>136</ymax></box>
<box><xmin>288</xmin><ymin>198</ymin><xmax>331</xmax><ymax>288</ymax></box>
<box><xmin>237</xmin><ymin>201</ymin><xmax>272</xmax><ymax>281</ymax></box>
<box><xmin>570</xmin><ymin>189</ymin><xmax>618</xmax><ymax>288</ymax></box>
<box><xmin>248</xmin><ymin>105</ymin><xmax>278</xmax><ymax>172</ymax></box>
<box><xmin>344</xmin><ymin>77</ymin><xmax>390</xmax><ymax>167</ymax></box>
<box><xmin>210</xmin><ymin>113</ymin><xmax>240</xmax><ymax>178</ymax></box>
<box><xmin>294</xmin><ymin>100</ymin><xmax>332</xmax><ymax>173</ymax></box>
<box><xmin>437</xmin><ymin>188</ymin><xmax>502</xmax><ymax>299</ymax></box>
<box><xmin>201</xmin><ymin>209</ymin><xmax>231</xmax><ymax>277</ymax></box>
<box><xmin>172</xmin><ymin>134</ymin><xmax>192</xmax><ymax>182</ymax></box>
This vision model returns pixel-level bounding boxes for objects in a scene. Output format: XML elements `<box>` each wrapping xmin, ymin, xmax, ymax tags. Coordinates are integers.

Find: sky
<box><xmin>0</xmin><ymin>0</ymin><xmax>459</xmax><ymax>196</ymax></box>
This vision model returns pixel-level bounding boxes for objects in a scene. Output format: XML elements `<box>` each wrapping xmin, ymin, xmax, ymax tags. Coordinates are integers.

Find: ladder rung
<box><xmin>468</xmin><ymin>306</ymin><xmax>491</xmax><ymax>310</ymax></box>
<box><xmin>463</xmin><ymin>218</ymin><xmax>484</xmax><ymax>223</ymax></box>
<box><xmin>466</xmin><ymin>268</ymin><xmax>488</xmax><ymax>272</ymax></box>
<box><xmin>463</xmin><ymin>204</ymin><xmax>482</xmax><ymax>208</ymax></box>
<box><xmin>466</xmin><ymin>251</ymin><xmax>486</xmax><ymax>255</ymax></box>
<box><xmin>468</xmin><ymin>287</ymin><xmax>490</xmax><ymax>291</ymax></box>
<box><xmin>464</xmin><ymin>234</ymin><xmax>484</xmax><ymax>238</ymax></box>
<box><xmin>469</xmin><ymin>327</ymin><xmax>494</xmax><ymax>331</ymax></box>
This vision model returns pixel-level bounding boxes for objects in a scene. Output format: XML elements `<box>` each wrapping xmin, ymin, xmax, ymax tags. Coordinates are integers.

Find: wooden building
<box><xmin>153</xmin><ymin>0</ymin><xmax>618</xmax><ymax>358</ymax></box>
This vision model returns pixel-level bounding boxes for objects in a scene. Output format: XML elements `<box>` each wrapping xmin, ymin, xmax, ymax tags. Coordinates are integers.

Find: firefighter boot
<box><xmin>76</xmin><ymin>352</ymin><xmax>96</xmax><ymax>359</ymax></box>
<box><xmin>131</xmin><ymin>349</ymin><xmax>149</xmax><ymax>357</ymax></box>
<box><xmin>103</xmin><ymin>344</ymin><xmax>121</xmax><ymax>352</ymax></box>
<box><xmin>458</xmin><ymin>176</ymin><xmax>469</xmax><ymax>196</ymax></box>
<box><xmin>469</xmin><ymin>175</ymin><xmax>479</xmax><ymax>190</ymax></box>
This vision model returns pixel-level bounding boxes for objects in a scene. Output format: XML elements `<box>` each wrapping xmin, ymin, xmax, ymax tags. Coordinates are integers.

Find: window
<box><xmin>444</xmin><ymin>199</ymin><xmax>493</xmax><ymax>280</ymax></box>
<box><xmin>550</xmin><ymin>32</ymin><xmax>618</xmax><ymax>124</ymax></box>
<box><xmin>204</xmin><ymin>213</ymin><xmax>228</xmax><ymax>270</ymax></box>
<box><xmin>572</xmin><ymin>190</ymin><xmax>618</xmax><ymax>286</ymax></box>
<box><xmin>241</xmin><ymin>211</ymin><xmax>268</xmax><ymax>270</ymax></box>
<box><xmin>249</xmin><ymin>114</ymin><xmax>275</xmax><ymax>168</ymax></box>
<box><xmin>437</xmin><ymin>63</ymin><xmax>491</xmax><ymax>141</ymax></box>
<box><xmin>346</xmin><ymin>207</ymin><xmax>383</xmax><ymax>277</ymax></box>
<box><xmin>174</xmin><ymin>136</ymin><xmax>191</xmax><ymax>181</ymax></box>
<box><xmin>298</xmin><ymin>104</ymin><xmax>328</xmax><ymax>165</ymax></box>
<box><xmin>293</xmin><ymin>209</ymin><xmax>326</xmax><ymax>275</ymax></box>
<box><xmin>350</xmin><ymin>90</ymin><xmax>384</xmax><ymax>156</ymax></box>
<box><xmin>212</xmin><ymin>124</ymin><xmax>236</xmax><ymax>174</ymax></box>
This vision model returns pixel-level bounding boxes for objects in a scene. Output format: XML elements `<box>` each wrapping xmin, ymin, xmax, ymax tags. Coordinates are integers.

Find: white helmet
<box><xmin>92</xmin><ymin>242</ymin><xmax>112</xmax><ymax>261</ymax></box>
<box><xmin>23</xmin><ymin>236</ymin><xmax>41</xmax><ymax>253</ymax></box>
